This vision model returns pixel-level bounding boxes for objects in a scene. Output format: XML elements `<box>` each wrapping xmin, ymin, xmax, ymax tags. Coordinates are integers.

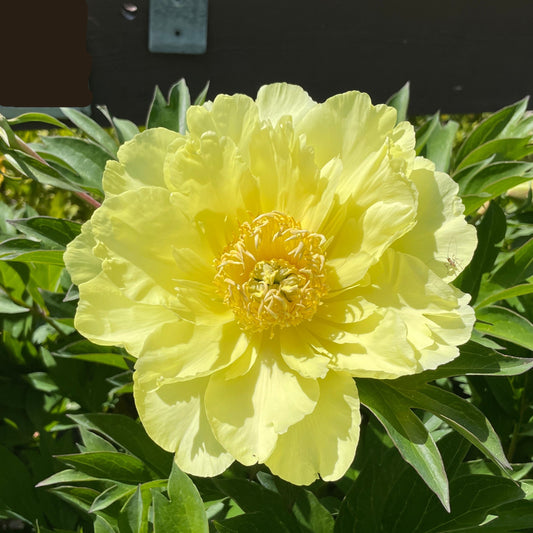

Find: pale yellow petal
<box><xmin>280</xmin><ymin>326</ymin><xmax>330</xmax><ymax>379</ymax></box>
<box><xmin>297</xmin><ymin>91</ymin><xmax>398</xmax><ymax>180</ymax></box>
<box><xmin>265</xmin><ymin>371</ymin><xmax>360</xmax><ymax>485</ymax></box>
<box><xmin>135</xmin><ymin>321</ymin><xmax>249</xmax><ymax>383</ymax></box>
<box><xmin>394</xmin><ymin>157</ymin><xmax>477</xmax><ymax>281</ymax></box>
<box><xmin>134</xmin><ymin>374</ymin><xmax>233</xmax><ymax>477</ymax></box>
<box><xmin>186</xmin><ymin>93</ymin><xmax>259</xmax><ymax>157</ymax></box>
<box><xmin>205</xmin><ymin>343</ymin><xmax>319</xmax><ymax>465</ymax></box>
<box><xmin>256</xmin><ymin>83</ymin><xmax>316</xmax><ymax>126</ymax></box>
<box><xmin>354</xmin><ymin>249</ymin><xmax>475</xmax><ymax>374</ymax></box>
<box><xmin>64</xmin><ymin>220</ymin><xmax>102</xmax><ymax>286</ymax></box>
<box><xmin>103</xmin><ymin>128</ymin><xmax>184</xmax><ymax>197</ymax></box>
<box><xmin>75</xmin><ymin>271</ymin><xmax>179</xmax><ymax>356</ymax></box>
<box><xmin>164</xmin><ymin>132</ymin><xmax>260</xmax><ymax>223</ymax></box>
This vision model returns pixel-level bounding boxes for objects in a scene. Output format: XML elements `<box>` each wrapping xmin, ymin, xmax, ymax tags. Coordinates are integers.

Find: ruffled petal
<box><xmin>280</xmin><ymin>326</ymin><xmax>330</xmax><ymax>379</ymax></box>
<box><xmin>134</xmin><ymin>374</ymin><xmax>233</xmax><ymax>477</ymax></box>
<box><xmin>103</xmin><ymin>128</ymin><xmax>184</xmax><ymax>197</ymax></box>
<box><xmin>256</xmin><ymin>83</ymin><xmax>316</xmax><ymax>126</ymax></box>
<box><xmin>135</xmin><ymin>321</ymin><xmax>250</xmax><ymax>383</ymax></box>
<box><xmin>265</xmin><ymin>371</ymin><xmax>360</xmax><ymax>485</ymax></box>
<box><xmin>205</xmin><ymin>342</ymin><xmax>319</xmax><ymax>465</ymax></box>
<box><xmin>75</xmin><ymin>271</ymin><xmax>179</xmax><ymax>356</ymax></box>
<box><xmin>393</xmin><ymin>157</ymin><xmax>477</xmax><ymax>281</ymax></box>
<box><xmin>63</xmin><ymin>220</ymin><xmax>101</xmax><ymax>286</ymax></box>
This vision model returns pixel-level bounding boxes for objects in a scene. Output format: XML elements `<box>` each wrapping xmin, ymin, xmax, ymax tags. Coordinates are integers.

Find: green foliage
<box><xmin>1</xmin><ymin>81</ymin><xmax>533</xmax><ymax>532</ymax></box>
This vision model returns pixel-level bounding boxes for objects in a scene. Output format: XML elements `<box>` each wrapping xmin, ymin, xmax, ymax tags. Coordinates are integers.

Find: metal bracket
<box><xmin>149</xmin><ymin>0</ymin><xmax>208</xmax><ymax>54</ymax></box>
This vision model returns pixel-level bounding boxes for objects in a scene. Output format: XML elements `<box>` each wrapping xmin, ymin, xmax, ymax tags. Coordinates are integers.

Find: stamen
<box><xmin>213</xmin><ymin>211</ymin><xmax>328</xmax><ymax>334</ymax></box>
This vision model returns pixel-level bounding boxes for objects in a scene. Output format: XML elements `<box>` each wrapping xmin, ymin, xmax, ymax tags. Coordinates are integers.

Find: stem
<box><xmin>15</xmin><ymin>134</ymin><xmax>102</xmax><ymax>209</ymax></box>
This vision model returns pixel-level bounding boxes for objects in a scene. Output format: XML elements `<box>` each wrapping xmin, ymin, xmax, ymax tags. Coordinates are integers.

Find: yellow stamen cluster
<box><xmin>214</xmin><ymin>212</ymin><xmax>328</xmax><ymax>334</ymax></box>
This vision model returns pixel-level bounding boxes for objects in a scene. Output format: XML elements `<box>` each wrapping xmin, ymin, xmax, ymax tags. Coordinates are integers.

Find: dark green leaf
<box><xmin>424</xmin><ymin>119</ymin><xmax>459</xmax><ymax>172</ymax></box>
<box><xmin>458</xmin><ymin>202</ymin><xmax>506</xmax><ymax>301</ymax></box>
<box><xmin>36</xmin><ymin>469</ymin><xmax>99</xmax><ymax>487</ymax></box>
<box><xmin>454</xmin><ymin>98</ymin><xmax>529</xmax><ymax>166</ymax></box>
<box><xmin>91</xmin><ymin>483</ymin><xmax>136</xmax><ymax>513</ymax></box>
<box><xmin>0</xmin><ymin>237</ymin><xmax>65</xmax><ymax>264</ymax></box>
<box><xmin>55</xmin><ymin>451</ymin><xmax>154</xmax><ymax>484</ymax></box>
<box><xmin>8</xmin><ymin>216</ymin><xmax>81</xmax><ymax>249</ymax></box>
<box><xmin>416</xmin><ymin>474</ymin><xmax>525</xmax><ymax>533</ymax></box>
<box><xmin>394</xmin><ymin>384</ymin><xmax>510</xmax><ymax>470</ymax></box>
<box><xmin>357</xmin><ymin>379</ymin><xmax>450</xmax><ymax>510</ymax></box>
<box><xmin>475</xmin><ymin>283</ymin><xmax>533</xmax><ymax>309</ymax></box>
<box><xmin>38</xmin><ymin>136</ymin><xmax>111</xmax><ymax>192</ymax></box>
<box><xmin>7</xmin><ymin>112</ymin><xmax>69</xmax><ymax>130</ymax></box>
<box><xmin>292</xmin><ymin>490</ymin><xmax>334</xmax><ymax>533</ymax></box>
<box><xmin>475</xmin><ymin>306</ymin><xmax>533</xmax><ymax>350</ymax></box>
<box><xmin>491</xmin><ymin>237</ymin><xmax>533</xmax><ymax>288</ymax></box>
<box><xmin>214</xmin><ymin>512</ymin><xmax>293</xmax><ymax>533</ymax></box>
<box><xmin>69</xmin><ymin>413</ymin><xmax>172</xmax><ymax>477</ymax></box>
<box><xmin>152</xmin><ymin>462</ymin><xmax>208</xmax><ymax>533</ymax></box>
<box><xmin>146</xmin><ymin>79</ymin><xmax>191</xmax><ymax>133</ymax></box>
<box><xmin>0</xmin><ymin>444</ymin><xmax>44</xmax><ymax>523</ymax></box>
<box><xmin>415</xmin><ymin>112</ymin><xmax>439</xmax><ymax>155</ymax></box>
<box><xmin>93</xmin><ymin>515</ymin><xmax>117</xmax><ymax>533</ymax></box>
<box><xmin>113</xmin><ymin>118</ymin><xmax>140</xmax><ymax>143</ymax></box>
<box><xmin>193</xmin><ymin>81</ymin><xmax>210</xmax><ymax>106</ymax></box>
<box><xmin>386</xmin><ymin>82</ymin><xmax>410</xmax><ymax>124</ymax></box>
<box><xmin>399</xmin><ymin>341</ymin><xmax>533</xmax><ymax>384</ymax></box>
<box><xmin>456</xmin><ymin>137</ymin><xmax>533</xmax><ymax>172</ymax></box>
<box><xmin>0</xmin><ymin>294</ymin><xmax>29</xmax><ymax>314</ymax></box>
<box><xmin>60</xmin><ymin>107</ymin><xmax>118</xmax><ymax>157</ymax></box>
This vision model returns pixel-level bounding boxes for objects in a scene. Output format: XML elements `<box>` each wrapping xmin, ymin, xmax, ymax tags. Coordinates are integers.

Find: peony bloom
<box><xmin>64</xmin><ymin>84</ymin><xmax>476</xmax><ymax>485</ymax></box>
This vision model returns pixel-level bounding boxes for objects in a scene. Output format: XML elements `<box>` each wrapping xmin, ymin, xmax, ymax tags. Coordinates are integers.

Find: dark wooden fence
<box><xmin>1</xmin><ymin>0</ymin><xmax>532</xmax><ymax>123</ymax></box>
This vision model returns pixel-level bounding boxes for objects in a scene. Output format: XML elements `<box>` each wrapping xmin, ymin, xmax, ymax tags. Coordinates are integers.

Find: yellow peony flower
<box><xmin>64</xmin><ymin>84</ymin><xmax>477</xmax><ymax>485</ymax></box>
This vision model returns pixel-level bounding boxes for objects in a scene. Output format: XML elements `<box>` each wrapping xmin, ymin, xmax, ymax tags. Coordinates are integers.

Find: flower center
<box><xmin>214</xmin><ymin>212</ymin><xmax>328</xmax><ymax>334</ymax></box>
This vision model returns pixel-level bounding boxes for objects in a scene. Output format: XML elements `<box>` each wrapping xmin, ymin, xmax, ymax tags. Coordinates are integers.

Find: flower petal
<box><xmin>265</xmin><ymin>371</ymin><xmax>360</xmax><ymax>485</ymax></box>
<box><xmin>135</xmin><ymin>321</ymin><xmax>250</xmax><ymax>383</ymax></box>
<box><xmin>256</xmin><ymin>83</ymin><xmax>316</xmax><ymax>126</ymax></box>
<box><xmin>134</xmin><ymin>374</ymin><xmax>233</xmax><ymax>477</ymax></box>
<box><xmin>394</xmin><ymin>157</ymin><xmax>477</xmax><ymax>282</ymax></box>
<box><xmin>75</xmin><ymin>271</ymin><xmax>178</xmax><ymax>356</ymax></box>
<box><xmin>63</xmin><ymin>220</ymin><xmax>102</xmax><ymax>286</ymax></box>
<box><xmin>103</xmin><ymin>128</ymin><xmax>184</xmax><ymax>197</ymax></box>
<box><xmin>205</xmin><ymin>342</ymin><xmax>319</xmax><ymax>465</ymax></box>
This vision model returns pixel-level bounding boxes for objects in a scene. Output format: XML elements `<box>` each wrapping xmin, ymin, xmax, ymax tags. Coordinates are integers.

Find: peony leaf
<box><xmin>214</xmin><ymin>512</ymin><xmax>294</xmax><ymax>533</ymax></box>
<box><xmin>393</xmin><ymin>384</ymin><xmax>511</xmax><ymax>471</ymax></box>
<box><xmin>456</xmin><ymin>137</ymin><xmax>533</xmax><ymax>172</ymax></box>
<box><xmin>413</xmin><ymin>475</ymin><xmax>525</xmax><ymax>533</ymax></box>
<box><xmin>69</xmin><ymin>413</ymin><xmax>172</xmax><ymax>477</ymax></box>
<box><xmin>0</xmin><ymin>294</ymin><xmax>29</xmax><ymax>314</ymax></box>
<box><xmin>422</xmin><ymin>119</ymin><xmax>459</xmax><ymax>172</ymax></box>
<box><xmin>399</xmin><ymin>341</ymin><xmax>533</xmax><ymax>384</ymax></box>
<box><xmin>386</xmin><ymin>81</ymin><xmax>410</xmax><ymax>124</ymax></box>
<box><xmin>93</xmin><ymin>515</ymin><xmax>116</xmax><ymax>533</ymax></box>
<box><xmin>454</xmin><ymin>97</ymin><xmax>529</xmax><ymax>167</ymax></box>
<box><xmin>151</xmin><ymin>463</ymin><xmax>207</xmax><ymax>533</ymax></box>
<box><xmin>55</xmin><ymin>452</ymin><xmax>155</xmax><ymax>484</ymax></box>
<box><xmin>60</xmin><ymin>107</ymin><xmax>119</xmax><ymax>157</ymax></box>
<box><xmin>475</xmin><ymin>305</ymin><xmax>533</xmax><ymax>351</ymax></box>
<box><xmin>37</xmin><ymin>136</ymin><xmax>111</xmax><ymax>193</ymax></box>
<box><xmin>36</xmin><ymin>469</ymin><xmax>100</xmax><ymax>487</ymax></box>
<box><xmin>146</xmin><ymin>79</ymin><xmax>191</xmax><ymax>134</ymax></box>
<box><xmin>90</xmin><ymin>483</ymin><xmax>136</xmax><ymax>513</ymax></box>
<box><xmin>458</xmin><ymin>201</ymin><xmax>506</xmax><ymax>302</ymax></box>
<box><xmin>357</xmin><ymin>379</ymin><xmax>450</xmax><ymax>510</ymax></box>
<box><xmin>8</xmin><ymin>216</ymin><xmax>81</xmax><ymax>249</ymax></box>
<box><xmin>292</xmin><ymin>490</ymin><xmax>334</xmax><ymax>533</ymax></box>
<box><xmin>0</xmin><ymin>237</ymin><xmax>65</xmax><ymax>264</ymax></box>
<box><xmin>414</xmin><ymin>112</ymin><xmax>439</xmax><ymax>155</ymax></box>
<box><xmin>490</xmin><ymin>237</ymin><xmax>533</xmax><ymax>288</ymax></box>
